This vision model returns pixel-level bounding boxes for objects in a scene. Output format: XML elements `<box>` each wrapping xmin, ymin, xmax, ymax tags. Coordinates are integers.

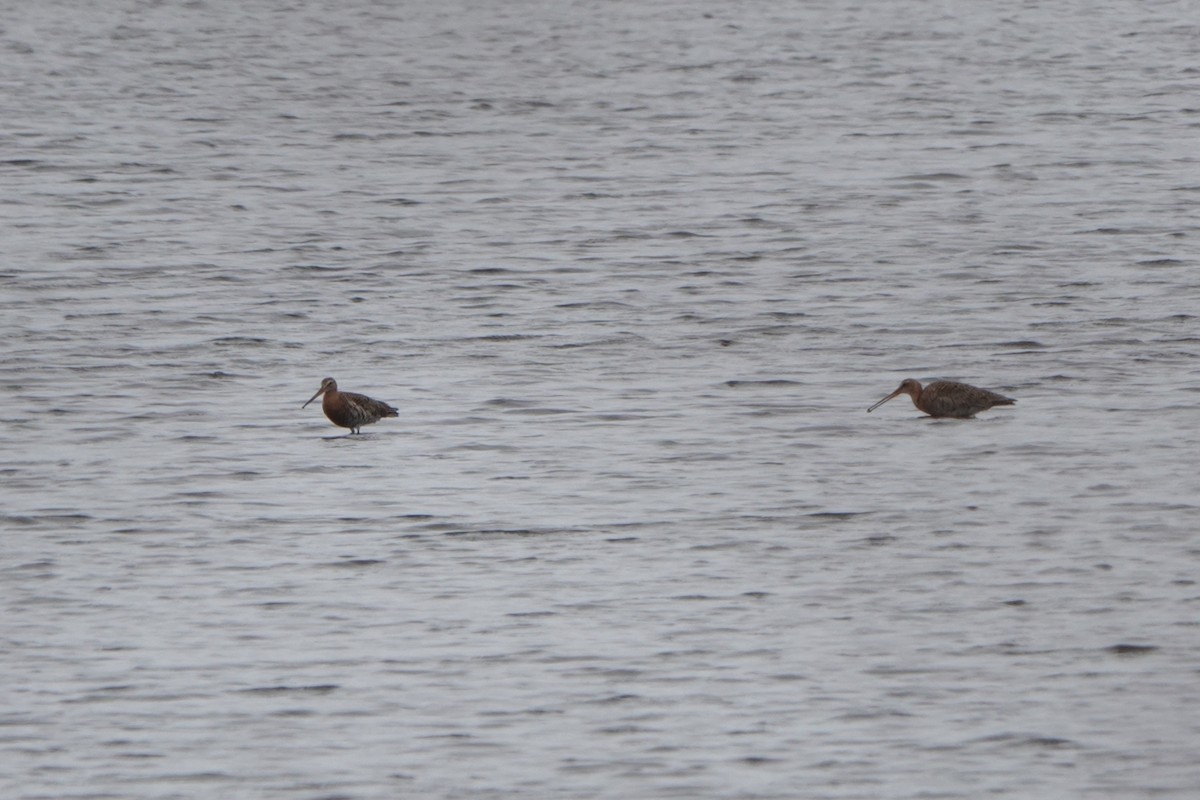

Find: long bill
<box><xmin>867</xmin><ymin>389</ymin><xmax>903</xmax><ymax>413</ymax></box>
<box><xmin>302</xmin><ymin>387</ymin><xmax>325</xmax><ymax>409</ymax></box>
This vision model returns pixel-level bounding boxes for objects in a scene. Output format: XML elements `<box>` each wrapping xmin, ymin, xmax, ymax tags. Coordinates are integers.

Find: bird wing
<box><xmin>922</xmin><ymin>382</ymin><xmax>1010</xmax><ymax>417</ymax></box>
<box><xmin>344</xmin><ymin>391</ymin><xmax>398</xmax><ymax>419</ymax></box>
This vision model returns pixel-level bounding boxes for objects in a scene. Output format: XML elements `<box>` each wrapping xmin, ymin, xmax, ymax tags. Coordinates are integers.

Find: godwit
<box><xmin>867</xmin><ymin>378</ymin><xmax>1015</xmax><ymax>418</ymax></box>
<box><xmin>302</xmin><ymin>377</ymin><xmax>398</xmax><ymax>434</ymax></box>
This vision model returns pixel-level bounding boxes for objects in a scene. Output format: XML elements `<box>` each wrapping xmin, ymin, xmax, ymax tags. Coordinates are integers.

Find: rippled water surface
<box><xmin>3</xmin><ymin>1</ymin><xmax>1199</xmax><ymax>798</ymax></box>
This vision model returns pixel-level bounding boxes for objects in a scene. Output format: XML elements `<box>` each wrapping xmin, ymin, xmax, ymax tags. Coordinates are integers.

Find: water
<box><xmin>2</xmin><ymin>1</ymin><xmax>1199</xmax><ymax>798</ymax></box>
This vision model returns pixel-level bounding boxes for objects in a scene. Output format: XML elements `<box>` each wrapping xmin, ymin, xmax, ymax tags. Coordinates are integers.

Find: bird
<box><xmin>302</xmin><ymin>377</ymin><xmax>398</xmax><ymax>434</ymax></box>
<box><xmin>867</xmin><ymin>378</ymin><xmax>1015</xmax><ymax>418</ymax></box>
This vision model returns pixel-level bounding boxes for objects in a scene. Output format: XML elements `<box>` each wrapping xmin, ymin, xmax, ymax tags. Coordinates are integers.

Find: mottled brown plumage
<box><xmin>867</xmin><ymin>378</ymin><xmax>1015</xmax><ymax>419</ymax></box>
<box><xmin>302</xmin><ymin>377</ymin><xmax>398</xmax><ymax>434</ymax></box>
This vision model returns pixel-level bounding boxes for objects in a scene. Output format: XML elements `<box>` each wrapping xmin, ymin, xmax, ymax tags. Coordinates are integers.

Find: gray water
<box><xmin>3</xmin><ymin>1</ymin><xmax>1199</xmax><ymax>798</ymax></box>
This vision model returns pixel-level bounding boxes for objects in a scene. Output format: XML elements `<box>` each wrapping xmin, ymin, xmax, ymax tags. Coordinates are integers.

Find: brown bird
<box><xmin>867</xmin><ymin>378</ymin><xmax>1015</xmax><ymax>419</ymax></box>
<box><xmin>302</xmin><ymin>377</ymin><xmax>398</xmax><ymax>434</ymax></box>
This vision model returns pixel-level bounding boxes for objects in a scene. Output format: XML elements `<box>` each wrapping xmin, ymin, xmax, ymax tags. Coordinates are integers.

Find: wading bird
<box><xmin>867</xmin><ymin>379</ymin><xmax>1014</xmax><ymax>419</ymax></box>
<box><xmin>302</xmin><ymin>377</ymin><xmax>398</xmax><ymax>434</ymax></box>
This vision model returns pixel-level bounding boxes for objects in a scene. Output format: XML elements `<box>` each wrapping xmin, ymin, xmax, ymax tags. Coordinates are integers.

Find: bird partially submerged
<box><xmin>868</xmin><ymin>378</ymin><xmax>1014</xmax><ymax>418</ymax></box>
<box><xmin>303</xmin><ymin>377</ymin><xmax>398</xmax><ymax>434</ymax></box>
